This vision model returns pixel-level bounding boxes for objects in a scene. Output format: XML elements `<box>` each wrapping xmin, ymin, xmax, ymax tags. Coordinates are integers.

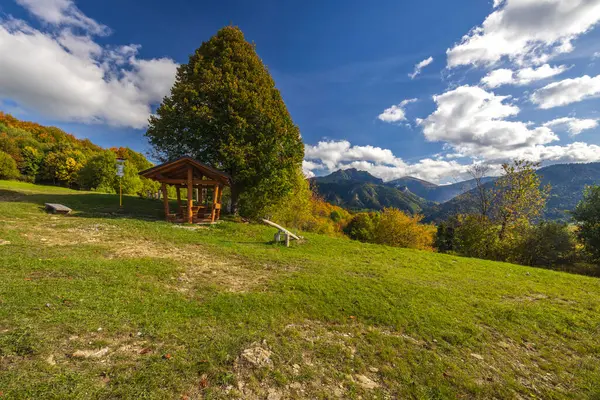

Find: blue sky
<box><xmin>1</xmin><ymin>0</ymin><xmax>600</xmax><ymax>183</ymax></box>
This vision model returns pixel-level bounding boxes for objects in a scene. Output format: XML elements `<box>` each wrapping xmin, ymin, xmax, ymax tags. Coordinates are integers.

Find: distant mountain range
<box><xmin>311</xmin><ymin>163</ymin><xmax>600</xmax><ymax>222</ymax></box>
<box><xmin>310</xmin><ymin>169</ymin><xmax>430</xmax><ymax>214</ymax></box>
<box><xmin>387</xmin><ymin>176</ymin><xmax>496</xmax><ymax>203</ymax></box>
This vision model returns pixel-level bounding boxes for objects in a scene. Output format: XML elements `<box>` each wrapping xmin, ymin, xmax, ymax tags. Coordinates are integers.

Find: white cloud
<box><xmin>377</xmin><ymin>98</ymin><xmax>417</xmax><ymax>123</ymax></box>
<box><xmin>543</xmin><ymin>117</ymin><xmax>599</xmax><ymax>135</ymax></box>
<box><xmin>420</xmin><ymin>85</ymin><xmax>558</xmax><ymax>160</ymax></box>
<box><xmin>481</xmin><ymin>64</ymin><xmax>568</xmax><ymax>88</ymax></box>
<box><xmin>531</xmin><ymin>74</ymin><xmax>600</xmax><ymax>109</ymax></box>
<box><xmin>0</xmin><ymin>1</ymin><xmax>178</xmax><ymax>129</ymax></box>
<box><xmin>412</xmin><ymin>84</ymin><xmax>600</xmax><ymax>166</ymax></box>
<box><xmin>305</xmin><ymin>140</ymin><xmax>405</xmax><ymax>171</ymax></box>
<box><xmin>303</xmin><ymin>140</ymin><xmax>472</xmax><ymax>183</ymax></box>
<box><xmin>480</xmin><ymin>68</ymin><xmax>514</xmax><ymax>88</ymax></box>
<box><xmin>16</xmin><ymin>0</ymin><xmax>109</xmax><ymax>35</ymax></box>
<box><xmin>409</xmin><ymin>56</ymin><xmax>433</xmax><ymax>79</ymax></box>
<box><xmin>447</xmin><ymin>0</ymin><xmax>600</xmax><ymax>68</ymax></box>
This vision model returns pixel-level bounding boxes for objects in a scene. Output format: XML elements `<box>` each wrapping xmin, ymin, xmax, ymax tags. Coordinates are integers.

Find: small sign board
<box><xmin>116</xmin><ymin>164</ymin><xmax>124</xmax><ymax>177</ymax></box>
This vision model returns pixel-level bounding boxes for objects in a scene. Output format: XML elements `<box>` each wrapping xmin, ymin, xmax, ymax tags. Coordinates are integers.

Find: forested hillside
<box><xmin>0</xmin><ymin>112</ymin><xmax>157</xmax><ymax>195</ymax></box>
<box><xmin>387</xmin><ymin>176</ymin><xmax>496</xmax><ymax>203</ymax></box>
<box><xmin>423</xmin><ymin>162</ymin><xmax>600</xmax><ymax>222</ymax></box>
<box><xmin>310</xmin><ymin>168</ymin><xmax>430</xmax><ymax>214</ymax></box>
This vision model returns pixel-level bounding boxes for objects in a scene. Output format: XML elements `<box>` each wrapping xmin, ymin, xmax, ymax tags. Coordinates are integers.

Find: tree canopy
<box><xmin>572</xmin><ymin>185</ymin><xmax>600</xmax><ymax>262</ymax></box>
<box><xmin>146</xmin><ymin>26</ymin><xmax>304</xmax><ymax>216</ymax></box>
<box><xmin>0</xmin><ymin>112</ymin><xmax>156</xmax><ymax>195</ymax></box>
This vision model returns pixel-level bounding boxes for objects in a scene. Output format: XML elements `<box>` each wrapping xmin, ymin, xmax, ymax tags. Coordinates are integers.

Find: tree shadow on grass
<box><xmin>0</xmin><ymin>189</ymin><xmax>169</xmax><ymax>221</ymax></box>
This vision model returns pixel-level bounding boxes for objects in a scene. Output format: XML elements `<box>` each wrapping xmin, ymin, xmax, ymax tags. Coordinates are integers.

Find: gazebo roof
<box><xmin>139</xmin><ymin>156</ymin><xmax>231</xmax><ymax>186</ymax></box>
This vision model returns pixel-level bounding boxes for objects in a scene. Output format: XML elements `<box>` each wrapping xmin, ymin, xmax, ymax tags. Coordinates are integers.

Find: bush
<box><xmin>453</xmin><ymin>215</ymin><xmax>500</xmax><ymax>260</ymax></box>
<box><xmin>344</xmin><ymin>212</ymin><xmax>380</xmax><ymax>243</ymax></box>
<box><xmin>0</xmin><ymin>151</ymin><xmax>19</xmax><ymax>180</ymax></box>
<box><xmin>513</xmin><ymin>222</ymin><xmax>577</xmax><ymax>267</ymax></box>
<box><xmin>435</xmin><ymin>216</ymin><xmax>459</xmax><ymax>253</ymax></box>
<box><xmin>346</xmin><ymin>208</ymin><xmax>434</xmax><ymax>250</ymax></box>
<box><xmin>374</xmin><ymin>208</ymin><xmax>434</xmax><ymax>250</ymax></box>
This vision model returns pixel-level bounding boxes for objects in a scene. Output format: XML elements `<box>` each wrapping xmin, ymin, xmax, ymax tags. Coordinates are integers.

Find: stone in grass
<box><xmin>355</xmin><ymin>374</ymin><xmax>379</xmax><ymax>389</ymax></box>
<box><xmin>72</xmin><ymin>347</ymin><xmax>109</xmax><ymax>359</ymax></box>
<box><xmin>0</xmin><ymin>239</ymin><xmax>10</xmax><ymax>246</ymax></box>
<box><xmin>470</xmin><ymin>353</ymin><xmax>484</xmax><ymax>360</ymax></box>
<box><xmin>240</xmin><ymin>345</ymin><xmax>272</xmax><ymax>367</ymax></box>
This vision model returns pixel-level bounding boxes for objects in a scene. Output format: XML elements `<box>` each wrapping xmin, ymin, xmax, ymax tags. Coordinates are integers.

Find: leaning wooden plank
<box><xmin>44</xmin><ymin>203</ymin><xmax>72</xmax><ymax>214</ymax></box>
<box><xmin>261</xmin><ymin>219</ymin><xmax>300</xmax><ymax>240</ymax></box>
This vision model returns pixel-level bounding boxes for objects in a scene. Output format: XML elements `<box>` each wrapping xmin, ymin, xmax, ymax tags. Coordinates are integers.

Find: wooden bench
<box><xmin>45</xmin><ymin>203</ymin><xmax>72</xmax><ymax>214</ymax></box>
<box><xmin>262</xmin><ymin>219</ymin><xmax>300</xmax><ymax>247</ymax></box>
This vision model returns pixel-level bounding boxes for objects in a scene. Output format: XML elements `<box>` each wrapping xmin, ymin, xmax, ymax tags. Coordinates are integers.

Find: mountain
<box><xmin>311</xmin><ymin>169</ymin><xmax>430</xmax><ymax>214</ymax></box>
<box><xmin>423</xmin><ymin>162</ymin><xmax>600</xmax><ymax>222</ymax></box>
<box><xmin>315</xmin><ymin>168</ymin><xmax>384</xmax><ymax>185</ymax></box>
<box><xmin>387</xmin><ymin>176</ymin><xmax>496</xmax><ymax>203</ymax></box>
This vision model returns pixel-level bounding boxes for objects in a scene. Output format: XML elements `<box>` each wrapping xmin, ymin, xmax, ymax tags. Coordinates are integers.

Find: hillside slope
<box><xmin>1</xmin><ymin>180</ymin><xmax>600</xmax><ymax>399</ymax></box>
<box><xmin>387</xmin><ymin>176</ymin><xmax>496</xmax><ymax>203</ymax></box>
<box><xmin>311</xmin><ymin>168</ymin><xmax>430</xmax><ymax>213</ymax></box>
<box><xmin>424</xmin><ymin>162</ymin><xmax>600</xmax><ymax>222</ymax></box>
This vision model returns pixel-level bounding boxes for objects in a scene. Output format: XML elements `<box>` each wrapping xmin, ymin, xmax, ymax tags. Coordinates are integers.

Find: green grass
<box><xmin>1</xmin><ymin>180</ymin><xmax>600</xmax><ymax>399</ymax></box>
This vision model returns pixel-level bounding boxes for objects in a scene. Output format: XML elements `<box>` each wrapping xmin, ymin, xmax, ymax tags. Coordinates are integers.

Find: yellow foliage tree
<box><xmin>373</xmin><ymin>208</ymin><xmax>435</xmax><ymax>250</ymax></box>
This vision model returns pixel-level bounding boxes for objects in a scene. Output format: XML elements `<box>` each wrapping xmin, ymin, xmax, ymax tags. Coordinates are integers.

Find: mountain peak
<box><xmin>314</xmin><ymin>168</ymin><xmax>384</xmax><ymax>184</ymax></box>
<box><xmin>388</xmin><ymin>176</ymin><xmax>438</xmax><ymax>188</ymax></box>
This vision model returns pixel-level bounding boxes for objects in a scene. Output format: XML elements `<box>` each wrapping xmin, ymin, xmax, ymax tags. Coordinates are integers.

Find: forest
<box><xmin>0</xmin><ymin>112</ymin><xmax>158</xmax><ymax>196</ymax></box>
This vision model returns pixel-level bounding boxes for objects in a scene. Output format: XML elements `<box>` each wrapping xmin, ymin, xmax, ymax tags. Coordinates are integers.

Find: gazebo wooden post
<box><xmin>176</xmin><ymin>186</ymin><xmax>182</xmax><ymax>208</ymax></box>
<box><xmin>187</xmin><ymin>166</ymin><xmax>193</xmax><ymax>223</ymax></box>
<box><xmin>211</xmin><ymin>184</ymin><xmax>220</xmax><ymax>223</ymax></box>
<box><xmin>161</xmin><ymin>183</ymin><xmax>169</xmax><ymax>221</ymax></box>
<box><xmin>216</xmin><ymin>184</ymin><xmax>223</xmax><ymax>220</ymax></box>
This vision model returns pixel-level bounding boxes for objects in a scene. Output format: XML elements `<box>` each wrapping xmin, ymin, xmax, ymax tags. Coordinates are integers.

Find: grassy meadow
<box><xmin>1</xmin><ymin>180</ymin><xmax>599</xmax><ymax>399</ymax></box>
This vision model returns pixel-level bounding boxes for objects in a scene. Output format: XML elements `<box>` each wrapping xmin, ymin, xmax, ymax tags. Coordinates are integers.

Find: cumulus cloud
<box><xmin>0</xmin><ymin>0</ymin><xmax>178</xmax><ymax>128</ymax></box>
<box><xmin>411</xmin><ymin>84</ymin><xmax>600</xmax><ymax>166</ymax></box>
<box><xmin>303</xmin><ymin>140</ymin><xmax>472</xmax><ymax>183</ymax></box>
<box><xmin>420</xmin><ymin>85</ymin><xmax>558</xmax><ymax>160</ymax></box>
<box><xmin>531</xmin><ymin>74</ymin><xmax>600</xmax><ymax>109</ymax></box>
<box><xmin>16</xmin><ymin>0</ymin><xmax>109</xmax><ymax>35</ymax></box>
<box><xmin>377</xmin><ymin>98</ymin><xmax>417</xmax><ymax>123</ymax></box>
<box><xmin>543</xmin><ymin>117</ymin><xmax>599</xmax><ymax>136</ymax></box>
<box><xmin>447</xmin><ymin>0</ymin><xmax>600</xmax><ymax>68</ymax></box>
<box><xmin>481</xmin><ymin>64</ymin><xmax>568</xmax><ymax>88</ymax></box>
<box><xmin>408</xmin><ymin>56</ymin><xmax>433</xmax><ymax>79</ymax></box>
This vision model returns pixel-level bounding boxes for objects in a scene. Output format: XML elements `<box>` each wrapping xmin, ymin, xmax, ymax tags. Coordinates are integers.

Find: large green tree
<box><xmin>494</xmin><ymin>160</ymin><xmax>550</xmax><ymax>240</ymax></box>
<box><xmin>572</xmin><ymin>185</ymin><xmax>600</xmax><ymax>262</ymax></box>
<box><xmin>146</xmin><ymin>26</ymin><xmax>304</xmax><ymax>216</ymax></box>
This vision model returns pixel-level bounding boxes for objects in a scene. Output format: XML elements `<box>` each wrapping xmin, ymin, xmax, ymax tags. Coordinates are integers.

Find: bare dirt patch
<box><xmin>20</xmin><ymin>218</ymin><xmax>276</xmax><ymax>293</ymax></box>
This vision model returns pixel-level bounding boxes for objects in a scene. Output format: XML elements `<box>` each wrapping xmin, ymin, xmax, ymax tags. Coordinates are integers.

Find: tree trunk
<box><xmin>230</xmin><ymin>184</ymin><xmax>241</xmax><ymax>216</ymax></box>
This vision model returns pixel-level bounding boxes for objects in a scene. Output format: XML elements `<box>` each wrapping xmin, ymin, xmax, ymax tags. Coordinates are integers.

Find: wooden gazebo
<box><xmin>139</xmin><ymin>157</ymin><xmax>231</xmax><ymax>224</ymax></box>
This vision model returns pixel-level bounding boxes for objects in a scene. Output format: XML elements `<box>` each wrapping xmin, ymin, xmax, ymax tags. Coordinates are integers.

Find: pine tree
<box><xmin>146</xmin><ymin>26</ymin><xmax>304</xmax><ymax>216</ymax></box>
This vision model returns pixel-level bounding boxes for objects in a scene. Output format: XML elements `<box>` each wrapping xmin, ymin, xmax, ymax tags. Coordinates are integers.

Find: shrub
<box><xmin>373</xmin><ymin>208</ymin><xmax>435</xmax><ymax>250</ymax></box>
<box><xmin>0</xmin><ymin>151</ymin><xmax>19</xmax><ymax>180</ymax></box>
<box><xmin>513</xmin><ymin>222</ymin><xmax>577</xmax><ymax>267</ymax></box>
<box><xmin>344</xmin><ymin>212</ymin><xmax>380</xmax><ymax>243</ymax></box>
<box><xmin>453</xmin><ymin>215</ymin><xmax>500</xmax><ymax>260</ymax></box>
<box><xmin>435</xmin><ymin>216</ymin><xmax>459</xmax><ymax>253</ymax></box>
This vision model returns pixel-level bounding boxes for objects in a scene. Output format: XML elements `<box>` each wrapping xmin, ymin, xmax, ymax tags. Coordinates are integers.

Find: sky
<box><xmin>1</xmin><ymin>0</ymin><xmax>600</xmax><ymax>184</ymax></box>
